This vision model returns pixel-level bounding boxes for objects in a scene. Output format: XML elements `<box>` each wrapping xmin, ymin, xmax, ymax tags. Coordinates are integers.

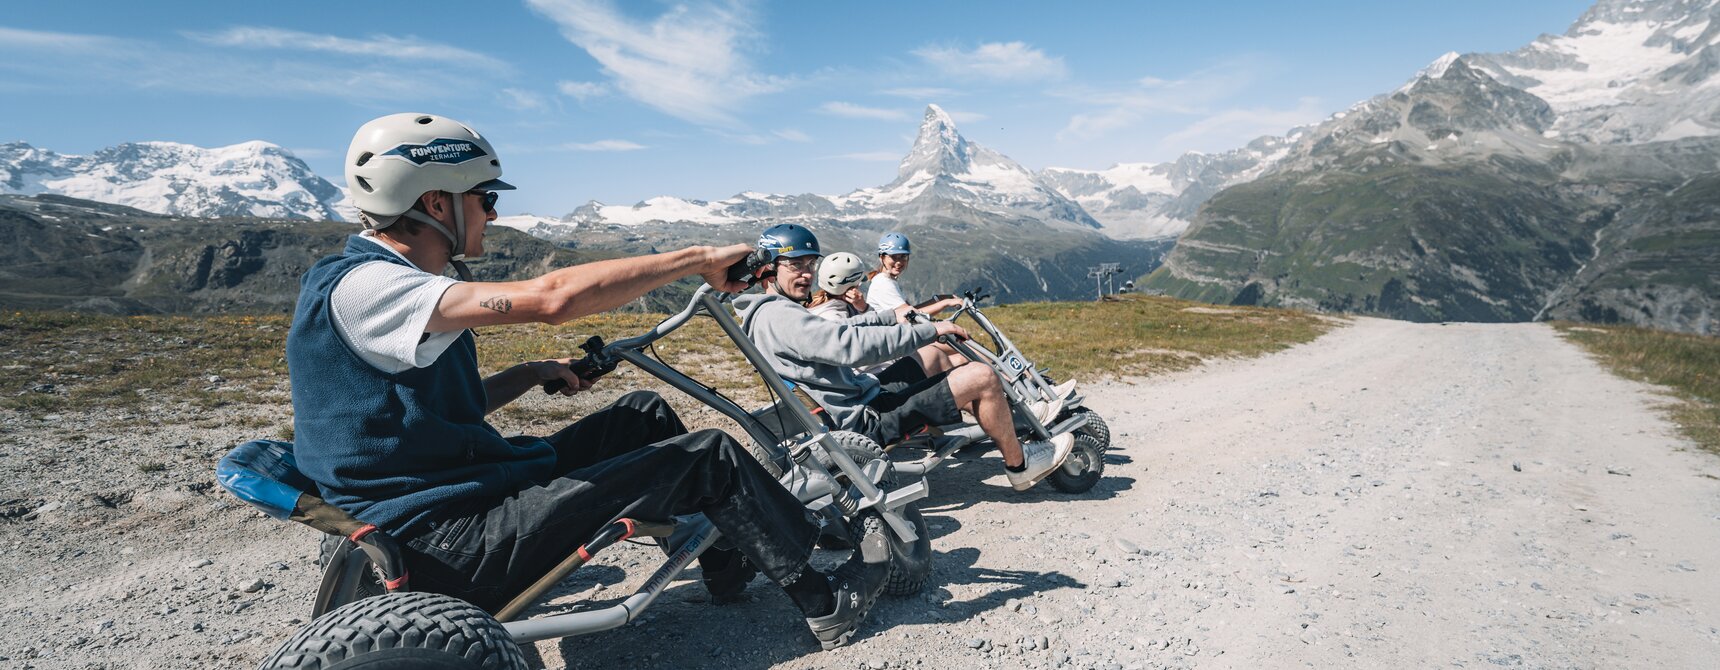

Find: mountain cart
<box><xmin>217</xmin><ymin>260</ymin><xmax>930</xmax><ymax>669</ymax></box>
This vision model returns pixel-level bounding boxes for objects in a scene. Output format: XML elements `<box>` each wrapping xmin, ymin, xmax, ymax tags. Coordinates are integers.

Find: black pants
<box><xmin>398</xmin><ymin>391</ymin><xmax>818</xmax><ymax>612</ymax></box>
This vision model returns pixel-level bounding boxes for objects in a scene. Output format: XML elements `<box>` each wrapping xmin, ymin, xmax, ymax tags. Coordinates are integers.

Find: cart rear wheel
<box><xmin>826</xmin><ymin>431</ymin><xmax>933</xmax><ymax>596</ymax></box>
<box><xmin>261</xmin><ymin>592</ymin><xmax>525</xmax><ymax>670</ymax></box>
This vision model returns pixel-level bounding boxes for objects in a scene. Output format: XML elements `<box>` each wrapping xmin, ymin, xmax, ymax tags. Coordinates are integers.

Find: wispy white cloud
<box><xmin>819</xmin><ymin>101</ymin><xmax>910</xmax><ymax>122</ymax></box>
<box><xmin>0</xmin><ymin>25</ymin><xmax>503</xmax><ymax>101</ymax></box>
<box><xmin>500</xmin><ymin>88</ymin><xmax>551</xmax><ymax>112</ymax></box>
<box><xmin>184</xmin><ymin>26</ymin><xmax>510</xmax><ymax>72</ymax></box>
<box><xmin>946</xmin><ymin>110</ymin><xmax>988</xmax><ymax>124</ymax></box>
<box><xmin>820</xmin><ymin>151</ymin><xmax>901</xmax><ymax>162</ymax></box>
<box><xmin>879</xmin><ymin>86</ymin><xmax>959</xmax><ymax>99</ymax></box>
<box><xmin>1056</xmin><ymin>56</ymin><xmax>1283</xmax><ymax>142</ymax></box>
<box><xmin>526</xmin><ymin>0</ymin><xmax>788</xmax><ymax>127</ymax></box>
<box><xmin>557</xmin><ymin>80</ymin><xmax>609</xmax><ymax>101</ymax></box>
<box><xmin>913</xmin><ymin>41</ymin><xmax>1066</xmax><ymax>82</ymax></box>
<box><xmin>0</xmin><ymin>25</ymin><xmax>124</xmax><ymax>50</ymax></box>
<box><xmin>1158</xmin><ymin>97</ymin><xmax>1325</xmax><ymax>152</ymax></box>
<box><xmin>563</xmin><ymin>139</ymin><xmax>647</xmax><ymax>152</ymax></box>
<box><xmin>773</xmin><ymin>129</ymin><xmax>811</xmax><ymax>143</ymax></box>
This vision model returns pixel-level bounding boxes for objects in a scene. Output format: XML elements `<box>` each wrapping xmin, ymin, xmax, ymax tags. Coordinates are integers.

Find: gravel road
<box><xmin>3</xmin><ymin>317</ymin><xmax>1717</xmax><ymax>669</ymax></box>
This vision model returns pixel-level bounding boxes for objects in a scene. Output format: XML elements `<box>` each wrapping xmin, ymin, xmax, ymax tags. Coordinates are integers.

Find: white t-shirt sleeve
<box><xmin>866</xmin><ymin>275</ymin><xmax>908</xmax><ymax>312</ymax></box>
<box><xmin>329</xmin><ymin>260</ymin><xmax>464</xmax><ymax>374</ymax></box>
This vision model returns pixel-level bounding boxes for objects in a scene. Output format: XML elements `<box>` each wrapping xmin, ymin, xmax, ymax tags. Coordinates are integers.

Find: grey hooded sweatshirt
<box><xmin>733</xmin><ymin>292</ymin><xmax>940</xmax><ymax>430</ymax></box>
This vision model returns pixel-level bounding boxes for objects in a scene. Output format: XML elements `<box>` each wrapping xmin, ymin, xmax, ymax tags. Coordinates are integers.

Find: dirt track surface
<box><xmin>4</xmin><ymin>318</ymin><xmax>1719</xmax><ymax>668</ymax></box>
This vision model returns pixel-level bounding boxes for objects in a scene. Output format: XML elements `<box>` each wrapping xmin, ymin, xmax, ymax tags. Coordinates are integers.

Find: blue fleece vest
<box><xmin>287</xmin><ymin>235</ymin><xmax>554</xmax><ymax>537</ymax></box>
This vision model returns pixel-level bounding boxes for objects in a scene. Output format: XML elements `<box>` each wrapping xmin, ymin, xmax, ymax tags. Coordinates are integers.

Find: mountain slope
<box><xmin>0</xmin><ymin>141</ymin><xmax>352</xmax><ymax>222</ymax></box>
<box><xmin>1142</xmin><ymin>0</ymin><xmax>1720</xmax><ymax>335</ymax></box>
<box><xmin>1040</xmin><ymin>134</ymin><xmax>1300</xmax><ymax>240</ymax></box>
<box><xmin>0</xmin><ymin>194</ymin><xmax>654</xmax><ymax>315</ymax></box>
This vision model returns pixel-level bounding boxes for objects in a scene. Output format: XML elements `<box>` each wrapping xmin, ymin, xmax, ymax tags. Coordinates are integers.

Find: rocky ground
<box><xmin>2</xmin><ymin>318</ymin><xmax>1717</xmax><ymax>669</ymax></box>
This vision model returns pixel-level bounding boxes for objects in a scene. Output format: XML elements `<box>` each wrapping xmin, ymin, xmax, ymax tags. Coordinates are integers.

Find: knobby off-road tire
<box><xmin>822</xmin><ymin>431</ymin><xmax>933</xmax><ymax>596</ymax></box>
<box><xmin>261</xmin><ymin>591</ymin><xmax>525</xmax><ymax>670</ymax></box>
<box><xmin>1047</xmin><ymin>434</ymin><xmax>1105</xmax><ymax>494</ymax></box>
<box><xmin>1068</xmin><ymin>408</ymin><xmax>1111</xmax><ymax>452</ymax></box>
<box><xmin>746</xmin><ymin>439</ymin><xmax>787</xmax><ymax>480</ymax></box>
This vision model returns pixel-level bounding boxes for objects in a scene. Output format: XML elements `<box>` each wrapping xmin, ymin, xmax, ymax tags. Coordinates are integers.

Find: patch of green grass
<box><xmin>4</xmin><ymin>296</ymin><xmax>1336</xmax><ymax>423</ymax></box>
<box><xmin>973</xmin><ymin>294</ymin><xmax>1337</xmax><ymax>379</ymax></box>
<box><xmin>0</xmin><ymin>311</ymin><xmax>288</xmax><ymax>415</ymax></box>
<box><xmin>1555</xmin><ymin>322</ymin><xmax>1720</xmax><ymax>454</ymax></box>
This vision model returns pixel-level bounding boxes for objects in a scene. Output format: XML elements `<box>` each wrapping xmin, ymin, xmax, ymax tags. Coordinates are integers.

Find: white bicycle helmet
<box><xmin>817</xmin><ymin>252</ymin><xmax>867</xmax><ymax>294</ymax></box>
<box><xmin>344</xmin><ymin>113</ymin><xmax>514</xmax><ymax>279</ymax></box>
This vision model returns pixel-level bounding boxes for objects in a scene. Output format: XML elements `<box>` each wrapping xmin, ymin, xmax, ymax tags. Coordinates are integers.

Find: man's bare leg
<box><xmin>945</xmin><ymin>364</ymin><xmax>1024</xmax><ymax>465</ymax></box>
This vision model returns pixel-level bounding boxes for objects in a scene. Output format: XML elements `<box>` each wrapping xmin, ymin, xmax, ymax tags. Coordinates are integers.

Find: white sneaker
<box><xmin>1005</xmin><ymin>433</ymin><xmax>1076</xmax><ymax>491</ymax></box>
<box><xmin>1026</xmin><ymin>397</ymin><xmax>1064</xmax><ymax>426</ymax></box>
<box><xmin>1052</xmin><ymin>379</ymin><xmax>1078</xmax><ymax>400</ymax></box>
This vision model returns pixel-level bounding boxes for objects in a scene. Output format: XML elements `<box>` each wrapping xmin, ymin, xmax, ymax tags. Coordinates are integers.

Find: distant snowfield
<box><xmin>1</xmin><ymin>140</ymin><xmax>351</xmax><ymax>221</ymax></box>
<box><xmin>1508</xmin><ymin>20</ymin><xmax>1688</xmax><ymax>112</ymax></box>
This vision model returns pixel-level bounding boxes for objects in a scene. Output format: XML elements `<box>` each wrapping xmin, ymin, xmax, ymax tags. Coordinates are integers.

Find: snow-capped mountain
<box><xmin>1047</xmin><ymin>0</ymin><xmax>1720</xmax><ymax>241</ymax></box>
<box><xmin>1040</xmin><ymin>134</ymin><xmax>1300</xmax><ymax>239</ymax></box>
<box><xmin>1460</xmin><ymin>0</ymin><xmax>1720</xmax><ymax>144</ymax></box>
<box><xmin>835</xmin><ymin>105</ymin><xmax>1098</xmax><ymax>228</ymax></box>
<box><xmin>0</xmin><ymin>140</ymin><xmax>352</xmax><ymax>221</ymax></box>
<box><xmin>519</xmin><ymin>105</ymin><xmax>1099</xmax><ymax>232</ymax></box>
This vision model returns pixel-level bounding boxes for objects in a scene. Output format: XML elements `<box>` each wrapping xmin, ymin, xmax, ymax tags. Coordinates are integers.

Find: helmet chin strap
<box><xmin>401</xmin><ymin>192</ymin><xmax>475</xmax><ymax>282</ymax></box>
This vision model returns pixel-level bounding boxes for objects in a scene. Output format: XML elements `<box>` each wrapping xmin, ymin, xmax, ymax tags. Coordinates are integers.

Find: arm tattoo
<box><xmin>479</xmin><ymin>295</ymin><xmax>514</xmax><ymax>314</ymax></box>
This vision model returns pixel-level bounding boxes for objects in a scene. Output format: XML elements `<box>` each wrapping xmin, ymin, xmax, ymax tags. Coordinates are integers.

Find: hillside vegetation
<box><xmin>0</xmin><ymin>295</ymin><xmax>1335</xmax><ymax>430</ymax></box>
<box><xmin>1556</xmin><ymin>322</ymin><xmax>1720</xmax><ymax>453</ymax></box>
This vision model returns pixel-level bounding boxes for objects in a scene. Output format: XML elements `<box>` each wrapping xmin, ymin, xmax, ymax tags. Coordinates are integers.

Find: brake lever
<box><xmin>542</xmin><ymin>335</ymin><xmax>618</xmax><ymax>394</ymax></box>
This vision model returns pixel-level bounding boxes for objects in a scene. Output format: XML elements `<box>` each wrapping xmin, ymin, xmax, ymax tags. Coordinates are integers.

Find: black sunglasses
<box><xmin>467</xmin><ymin>190</ymin><xmax>499</xmax><ymax>214</ymax></box>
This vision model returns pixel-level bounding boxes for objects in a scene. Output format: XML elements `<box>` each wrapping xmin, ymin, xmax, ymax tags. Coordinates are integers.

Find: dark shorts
<box><xmin>873</xmin><ymin>355</ymin><xmax>928</xmax><ymax>394</ymax></box>
<box><xmin>853</xmin><ymin>370</ymin><xmax>962</xmax><ymax>446</ymax></box>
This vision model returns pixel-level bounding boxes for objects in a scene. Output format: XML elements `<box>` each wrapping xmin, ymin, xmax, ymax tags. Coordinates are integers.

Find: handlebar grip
<box><xmin>542</xmin><ymin>335</ymin><xmax>614</xmax><ymax>395</ymax></box>
<box><xmin>542</xmin><ymin>358</ymin><xmax>613</xmax><ymax>394</ymax></box>
<box><xmin>726</xmin><ymin>248</ymin><xmax>772</xmax><ymax>285</ymax></box>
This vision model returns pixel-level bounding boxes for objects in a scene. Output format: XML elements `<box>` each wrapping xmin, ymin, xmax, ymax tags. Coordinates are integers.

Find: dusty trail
<box><xmin>3</xmin><ymin>318</ymin><xmax>1717</xmax><ymax>669</ymax></box>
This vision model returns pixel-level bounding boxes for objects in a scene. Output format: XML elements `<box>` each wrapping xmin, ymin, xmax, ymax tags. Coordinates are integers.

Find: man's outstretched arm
<box><xmin>427</xmin><ymin>243</ymin><xmax>752</xmax><ymax>332</ymax></box>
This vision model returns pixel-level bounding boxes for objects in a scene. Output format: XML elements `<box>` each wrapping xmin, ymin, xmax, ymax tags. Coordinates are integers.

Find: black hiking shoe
<box><xmin>805</xmin><ymin>514</ymin><xmax>891</xmax><ymax>650</ymax></box>
<box><xmin>701</xmin><ymin>550</ymin><xmax>757</xmax><ymax>604</ymax></box>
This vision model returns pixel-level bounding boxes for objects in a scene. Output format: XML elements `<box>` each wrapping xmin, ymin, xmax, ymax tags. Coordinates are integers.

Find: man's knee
<box><xmin>617</xmin><ymin>389</ymin><xmax>669</xmax><ymax>411</ymax></box>
<box><xmin>951</xmin><ymin>364</ymin><xmax>1001</xmax><ymax>400</ymax></box>
<box><xmin>677</xmin><ymin>428</ymin><xmax>739</xmax><ymax>455</ymax></box>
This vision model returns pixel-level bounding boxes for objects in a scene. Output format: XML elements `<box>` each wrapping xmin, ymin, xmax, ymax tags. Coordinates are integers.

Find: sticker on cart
<box><xmin>1004</xmin><ymin>353</ymin><xmax>1026</xmax><ymax>375</ymax></box>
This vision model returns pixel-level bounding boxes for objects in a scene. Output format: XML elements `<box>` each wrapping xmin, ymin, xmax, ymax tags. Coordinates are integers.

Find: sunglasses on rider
<box><xmin>775</xmin><ymin>256</ymin><xmax>819</xmax><ymax>273</ymax></box>
<box><xmin>467</xmin><ymin>190</ymin><xmax>499</xmax><ymax>214</ymax></box>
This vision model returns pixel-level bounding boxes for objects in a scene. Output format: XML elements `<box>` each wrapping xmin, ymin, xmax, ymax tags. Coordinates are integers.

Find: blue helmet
<box><xmin>877</xmin><ymin>232</ymin><xmax>911</xmax><ymax>256</ymax></box>
<box><xmin>756</xmin><ymin>224</ymin><xmax>822</xmax><ymax>264</ymax></box>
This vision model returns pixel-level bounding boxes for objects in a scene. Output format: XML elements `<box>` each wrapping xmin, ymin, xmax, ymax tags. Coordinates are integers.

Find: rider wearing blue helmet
<box><xmin>866</xmin><ymin>233</ymin><xmax>914</xmax><ymax>313</ymax></box>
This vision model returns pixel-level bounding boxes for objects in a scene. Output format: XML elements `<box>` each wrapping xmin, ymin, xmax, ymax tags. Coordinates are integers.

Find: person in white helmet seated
<box><xmin>807</xmin><ymin>251</ymin><xmax>966</xmax><ymax>379</ymax></box>
<box><xmin>287</xmin><ymin>113</ymin><xmax>887</xmax><ymax>651</ymax></box>
<box><xmin>734</xmin><ymin>224</ymin><xmax>1074</xmax><ymax>491</ymax></box>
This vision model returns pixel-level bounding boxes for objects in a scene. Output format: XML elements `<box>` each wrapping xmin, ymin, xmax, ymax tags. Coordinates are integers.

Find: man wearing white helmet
<box><xmin>287</xmin><ymin>113</ymin><xmax>885</xmax><ymax>651</ymax></box>
<box><xmin>809</xmin><ymin>251</ymin><xmax>964</xmax><ymax>379</ymax></box>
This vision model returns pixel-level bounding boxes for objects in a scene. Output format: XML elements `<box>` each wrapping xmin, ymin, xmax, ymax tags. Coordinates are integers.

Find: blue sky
<box><xmin>2</xmin><ymin>0</ymin><xmax>1593</xmax><ymax>216</ymax></box>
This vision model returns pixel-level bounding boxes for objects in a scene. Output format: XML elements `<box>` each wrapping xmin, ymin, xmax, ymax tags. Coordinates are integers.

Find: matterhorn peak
<box><xmin>897</xmin><ymin>104</ymin><xmax>973</xmax><ymax>182</ymax></box>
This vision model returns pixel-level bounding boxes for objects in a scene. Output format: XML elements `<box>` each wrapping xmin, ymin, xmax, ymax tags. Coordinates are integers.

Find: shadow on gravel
<box><xmin>902</xmin><ymin>446</ymin><xmax>1135</xmax><ymax>513</ymax></box>
<box><xmin>512</xmin><ymin>443</ymin><xmax>1116</xmax><ymax>667</ymax></box>
<box><xmin>528</xmin><ymin>546</ymin><xmax>1083</xmax><ymax>669</ymax></box>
